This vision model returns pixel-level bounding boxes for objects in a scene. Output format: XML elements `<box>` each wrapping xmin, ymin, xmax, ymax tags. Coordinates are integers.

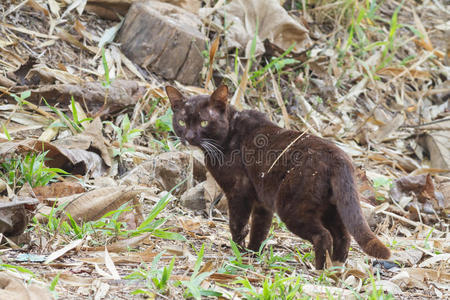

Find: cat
<box><xmin>165</xmin><ymin>85</ymin><xmax>391</xmax><ymax>269</ymax></box>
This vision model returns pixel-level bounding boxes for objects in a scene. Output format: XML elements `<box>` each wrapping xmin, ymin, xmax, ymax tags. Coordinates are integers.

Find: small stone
<box><xmin>181</xmin><ymin>183</ymin><xmax>206</xmax><ymax>210</ymax></box>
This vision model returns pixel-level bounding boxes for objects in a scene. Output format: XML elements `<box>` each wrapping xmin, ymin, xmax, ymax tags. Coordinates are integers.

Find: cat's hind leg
<box><xmin>322</xmin><ymin>207</ymin><xmax>351</xmax><ymax>264</ymax></box>
<box><xmin>278</xmin><ymin>210</ymin><xmax>333</xmax><ymax>269</ymax></box>
<box><xmin>247</xmin><ymin>204</ymin><xmax>274</xmax><ymax>252</ymax></box>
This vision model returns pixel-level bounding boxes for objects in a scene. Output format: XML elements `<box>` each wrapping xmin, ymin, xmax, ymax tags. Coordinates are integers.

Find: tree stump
<box><xmin>117</xmin><ymin>1</ymin><xmax>206</xmax><ymax>85</ymax></box>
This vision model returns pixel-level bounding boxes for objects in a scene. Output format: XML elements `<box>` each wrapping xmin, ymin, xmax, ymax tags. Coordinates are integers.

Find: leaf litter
<box><xmin>0</xmin><ymin>0</ymin><xmax>449</xmax><ymax>299</ymax></box>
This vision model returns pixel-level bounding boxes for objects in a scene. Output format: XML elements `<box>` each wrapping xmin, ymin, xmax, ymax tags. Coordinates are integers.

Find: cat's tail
<box><xmin>332</xmin><ymin>160</ymin><xmax>391</xmax><ymax>259</ymax></box>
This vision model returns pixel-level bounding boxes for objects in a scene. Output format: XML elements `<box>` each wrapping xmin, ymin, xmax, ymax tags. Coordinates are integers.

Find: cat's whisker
<box><xmin>209</xmin><ymin>144</ymin><xmax>222</xmax><ymax>166</ymax></box>
<box><xmin>202</xmin><ymin>140</ymin><xmax>224</xmax><ymax>166</ymax></box>
<box><xmin>203</xmin><ymin>138</ymin><xmax>223</xmax><ymax>149</ymax></box>
<box><xmin>201</xmin><ymin>142</ymin><xmax>218</xmax><ymax>166</ymax></box>
<box><xmin>205</xmin><ymin>142</ymin><xmax>223</xmax><ymax>166</ymax></box>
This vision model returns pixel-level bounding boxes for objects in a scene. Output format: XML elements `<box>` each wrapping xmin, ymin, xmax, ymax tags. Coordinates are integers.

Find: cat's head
<box><xmin>165</xmin><ymin>85</ymin><xmax>230</xmax><ymax>148</ymax></box>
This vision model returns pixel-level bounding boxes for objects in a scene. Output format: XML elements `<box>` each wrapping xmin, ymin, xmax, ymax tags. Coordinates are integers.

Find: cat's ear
<box><xmin>165</xmin><ymin>86</ymin><xmax>185</xmax><ymax>108</ymax></box>
<box><xmin>210</xmin><ymin>85</ymin><xmax>228</xmax><ymax>107</ymax></box>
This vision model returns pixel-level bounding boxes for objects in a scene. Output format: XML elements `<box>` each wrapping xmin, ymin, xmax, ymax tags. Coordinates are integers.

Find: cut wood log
<box><xmin>117</xmin><ymin>1</ymin><xmax>206</xmax><ymax>85</ymax></box>
<box><xmin>85</xmin><ymin>0</ymin><xmax>201</xmax><ymax>20</ymax></box>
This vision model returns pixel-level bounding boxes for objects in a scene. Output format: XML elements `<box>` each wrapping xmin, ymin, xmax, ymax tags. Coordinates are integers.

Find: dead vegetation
<box><xmin>0</xmin><ymin>0</ymin><xmax>449</xmax><ymax>299</ymax></box>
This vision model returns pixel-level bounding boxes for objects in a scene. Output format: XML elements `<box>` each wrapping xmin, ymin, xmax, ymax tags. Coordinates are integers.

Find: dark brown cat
<box><xmin>165</xmin><ymin>85</ymin><xmax>391</xmax><ymax>269</ymax></box>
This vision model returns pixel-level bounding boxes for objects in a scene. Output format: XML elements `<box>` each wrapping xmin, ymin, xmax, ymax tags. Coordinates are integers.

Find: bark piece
<box><xmin>10</xmin><ymin>80</ymin><xmax>145</xmax><ymax>115</ymax></box>
<box><xmin>117</xmin><ymin>1</ymin><xmax>206</xmax><ymax>85</ymax></box>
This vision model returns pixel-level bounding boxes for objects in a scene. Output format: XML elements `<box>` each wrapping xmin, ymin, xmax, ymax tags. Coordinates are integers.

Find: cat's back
<box><xmin>232</xmin><ymin>107</ymin><xmax>351</xmax><ymax>167</ymax></box>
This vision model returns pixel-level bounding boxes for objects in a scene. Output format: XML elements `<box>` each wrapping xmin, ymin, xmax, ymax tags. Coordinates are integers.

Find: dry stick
<box><xmin>2</xmin><ymin>0</ymin><xmax>30</xmax><ymax>18</ymax></box>
<box><xmin>270</xmin><ymin>70</ymin><xmax>290</xmax><ymax>129</ymax></box>
<box><xmin>0</xmin><ymin>88</ymin><xmax>55</xmax><ymax>120</ymax></box>
<box><xmin>360</xmin><ymin>202</ymin><xmax>443</xmax><ymax>234</ymax></box>
<box><xmin>0</xmin><ymin>91</ymin><xmax>56</xmax><ymax>135</ymax></box>
<box><xmin>0</xmin><ymin>22</ymin><xmax>58</xmax><ymax>39</ymax></box>
<box><xmin>231</xmin><ymin>57</ymin><xmax>250</xmax><ymax>110</ymax></box>
<box><xmin>111</xmin><ymin>141</ymin><xmax>155</xmax><ymax>155</ymax></box>
<box><xmin>422</xmin><ymin>87</ymin><xmax>450</xmax><ymax>96</ymax></box>
<box><xmin>130</xmin><ymin>86</ymin><xmax>152</xmax><ymax>130</ymax></box>
<box><xmin>222</xmin><ymin>261</ymin><xmax>267</xmax><ymax>280</ymax></box>
<box><xmin>265</xmin><ymin>127</ymin><xmax>311</xmax><ymax>176</ymax></box>
<box><xmin>400</xmin><ymin>117</ymin><xmax>450</xmax><ymax>129</ymax></box>
<box><xmin>386</xmin><ymin>51</ymin><xmax>435</xmax><ymax>86</ymax></box>
<box><xmin>310</xmin><ymin>0</ymin><xmax>345</xmax><ymax>11</ymax></box>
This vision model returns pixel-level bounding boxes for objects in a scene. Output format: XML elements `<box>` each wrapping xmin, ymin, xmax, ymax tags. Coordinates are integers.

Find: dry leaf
<box><xmin>61</xmin><ymin>186</ymin><xmax>148</xmax><ymax>223</ymax></box>
<box><xmin>372</xmin><ymin>114</ymin><xmax>405</xmax><ymax>142</ymax></box>
<box><xmin>302</xmin><ymin>283</ymin><xmax>356</xmax><ymax>299</ymax></box>
<box><xmin>87</xmin><ymin>233</ymin><xmax>152</xmax><ymax>252</ymax></box>
<box><xmin>0</xmin><ymin>138</ymin><xmax>103</xmax><ymax>175</ymax></box>
<box><xmin>104</xmin><ymin>247</ymin><xmax>121</xmax><ymax>280</ymax></box>
<box><xmin>390</xmin><ymin>249</ymin><xmax>423</xmax><ymax>266</ymax></box>
<box><xmin>44</xmin><ymin>239</ymin><xmax>84</xmax><ymax>264</ymax></box>
<box><xmin>0</xmin><ymin>193</ymin><xmax>38</xmax><ymax>237</ymax></box>
<box><xmin>205</xmin><ymin>36</ymin><xmax>220</xmax><ymax>90</ymax></box>
<box><xmin>0</xmin><ymin>272</ymin><xmax>52</xmax><ymax>300</ymax></box>
<box><xmin>54</xmin><ymin>117</ymin><xmax>112</xmax><ymax>169</ymax></box>
<box><xmin>390</xmin><ymin>174</ymin><xmax>445</xmax><ymax>214</ymax></box>
<box><xmin>179</xmin><ymin>218</ymin><xmax>201</xmax><ymax>232</ymax></box>
<box><xmin>203</xmin><ymin>0</ymin><xmax>311</xmax><ymax>56</ymax></box>
<box><xmin>33</xmin><ymin>182</ymin><xmax>85</xmax><ymax>202</ymax></box>
<box><xmin>364</xmin><ymin>280</ymin><xmax>403</xmax><ymax>295</ymax></box>
<box><xmin>418</xmin><ymin>253</ymin><xmax>450</xmax><ymax>268</ymax></box>
<box><xmin>28</xmin><ymin>64</ymin><xmax>82</xmax><ymax>84</ymax></box>
<box><xmin>423</xmin><ymin>132</ymin><xmax>450</xmax><ymax>171</ymax></box>
<box><xmin>377</xmin><ymin>67</ymin><xmax>431</xmax><ymax>80</ymax></box>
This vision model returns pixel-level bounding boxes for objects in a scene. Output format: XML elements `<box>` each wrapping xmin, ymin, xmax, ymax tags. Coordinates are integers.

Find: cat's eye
<box><xmin>200</xmin><ymin>120</ymin><xmax>209</xmax><ymax>127</ymax></box>
<box><xmin>178</xmin><ymin>120</ymin><xmax>186</xmax><ymax>127</ymax></box>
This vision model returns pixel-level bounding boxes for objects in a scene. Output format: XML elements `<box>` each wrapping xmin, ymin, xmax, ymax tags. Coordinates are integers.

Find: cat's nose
<box><xmin>185</xmin><ymin>131</ymin><xmax>195</xmax><ymax>142</ymax></box>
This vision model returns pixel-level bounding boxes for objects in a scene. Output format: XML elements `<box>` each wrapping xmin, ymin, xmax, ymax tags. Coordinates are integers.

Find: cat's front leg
<box><xmin>247</xmin><ymin>204</ymin><xmax>273</xmax><ymax>252</ymax></box>
<box><xmin>227</xmin><ymin>194</ymin><xmax>253</xmax><ymax>249</ymax></box>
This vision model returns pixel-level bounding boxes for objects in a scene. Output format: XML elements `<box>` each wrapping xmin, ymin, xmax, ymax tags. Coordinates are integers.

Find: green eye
<box><xmin>200</xmin><ymin>120</ymin><xmax>208</xmax><ymax>127</ymax></box>
<box><xmin>178</xmin><ymin>120</ymin><xmax>186</xmax><ymax>126</ymax></box>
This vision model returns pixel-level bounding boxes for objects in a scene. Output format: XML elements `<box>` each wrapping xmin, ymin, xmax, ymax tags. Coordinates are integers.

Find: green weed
<box><xmin>106</xmin><ymin>114</ymin><xmax>143</xmax><ymax>157</ymax></box>
<box><xmin>372</xmin><ymin>177</ymin><xmax>392</xmax><ymax>190</ymax></box>
<box><xmin>127</xmin><ymin>251</ymin><xmax>175</xmax><ymax>296</ymax></box>
<box><xmin>11</xmin><ymin>90</ymin><xmax>31</xmax><ymax>108</ymax></box>
<box><xmin>1</xmin><ymin>123</ymin><xmax>11</xmax><ymax>140</ymax></box>
<box><xmin>49</xmin><ymin>272</ymin><xmax>60</xmax><ymax>298</ymax></box>
<box><xmin>250</xmin><ymin>43</ymin><xmax>298</xmax><ymax>82</ymax></box>
<box><xmin>0</xmin><ymin>262</ymin><xmax>35</xmax><ymax>276</ymax></box>
<box><xmin>364</xmin><ymin>271</ymin><xmax>395</xmax><ymax>299</ymax></box>
<box><xmin>176</xmin><ymin>244</ymin><xmax>222</xmax><ymax>299</ymax></box>
<box><xmin>1</xmin><ymin>151</ymin><xmax>68</xmax><ymax>189</ymax></box>
<box><xmin>218</xmin><ymin>240</ymin><xmax>254</xmax><ymax>275</ymax></box>
<box><xmin>155</xmin><ymin>108</ymin><xmax>174</xmax><ymax>133</ymax></box>
<box><xmin>101</xmin><ymin>47</ymin><xmax>112</xmax><ymax>87</ymax></box>
<box><xmin>295</xmin><ymin>246</ymin><xmax>315</xmax><ymax>265</ymax></box>
<box><xmin>233</xmin><ymin>274</ymin><xmax>304</xmax><ymax>300</ymax></box>
<box><xmin>44</xmin><ymin>97</ymin><xmax>92</xmax><ymax>133</ymax></box>
<box><xmin>372</xmin><ymin>177</ymin><xmax>392</xmax><ymax>201</ymax></box>
<box><xmin>36</xmin><ymin>181</ymin><xmax>186</xmax><ymax>244</ymax></box>
<box><xmin>257</xmin><ymin>245</ymin><xmax>294</xmax><ymax>272</ymax></box>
